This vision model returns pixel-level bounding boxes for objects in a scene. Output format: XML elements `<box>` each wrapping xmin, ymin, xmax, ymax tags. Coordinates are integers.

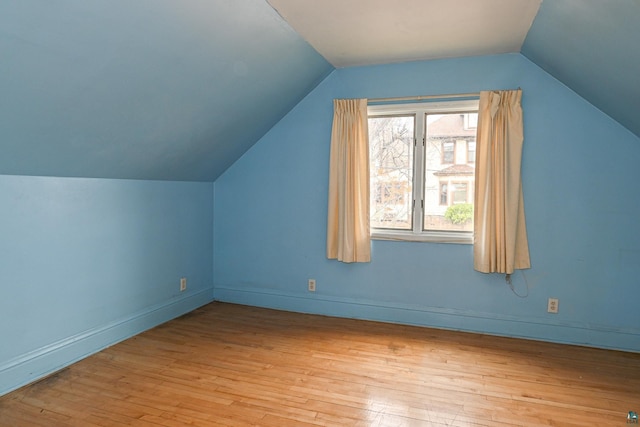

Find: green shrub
<box><xmin>444</xmin><ymin>203</ymin><xmax>473</xmax><ymax>224</ymax></box>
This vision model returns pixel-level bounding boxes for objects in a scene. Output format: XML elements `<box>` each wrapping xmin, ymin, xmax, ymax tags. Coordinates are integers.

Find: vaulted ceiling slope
<box><xmin>521</xmin><ymin>0</ymin><xmax>640</xmax><ymax>139</ymax></box>
<box><xmin>1</xmin><ymin>1</ymin><xmax>638</xmax><ymax>182</ymax></box>
<box><xmin>0</xmin><ymin>0</ymin><xmax>333</xmax><ymax>181</ymax></box>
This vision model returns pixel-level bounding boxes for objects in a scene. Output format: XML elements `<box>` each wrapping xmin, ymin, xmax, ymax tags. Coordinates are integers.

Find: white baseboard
<box><xmin>0</xmin><ymin>289</ymin><xmax>214</xmax><ymax>396</ymax></box>
<box><xmin>213</xmin><ymin>286</ymin><xmax>640</xmax><ymax>353</ymax></box>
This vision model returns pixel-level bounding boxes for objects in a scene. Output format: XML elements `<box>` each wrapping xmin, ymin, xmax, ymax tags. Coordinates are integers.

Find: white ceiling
<box><xmin>267</xmin><ymin>0</ymin><xmax>542</xmax><ymax>68</ymax></box>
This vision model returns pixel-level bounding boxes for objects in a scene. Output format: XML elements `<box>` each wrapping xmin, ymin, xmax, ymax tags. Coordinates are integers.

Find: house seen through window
<box><xmin>368</xmin><ymin>99</ymin><xmax>478</xmax><ymax>243</ymax></box>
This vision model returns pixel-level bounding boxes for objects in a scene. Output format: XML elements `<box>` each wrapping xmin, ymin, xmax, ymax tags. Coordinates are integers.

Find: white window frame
<box><xmin>368</xmin><ymin>99</ymin><xmax>479</xmax><ymax>244</ymax></box>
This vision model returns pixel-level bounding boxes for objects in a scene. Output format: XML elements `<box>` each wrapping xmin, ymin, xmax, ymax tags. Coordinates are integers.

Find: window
<box><xmin>368</xmin><ymin>115</ymin><xmax>414</xmax><ymax>230</ymax></box>
<box><xmin>464</xmin><ymin>113</ymin><xmax>478</xmax><ymax>130</ymax></box>
<box><xmin>442</xmin><ymin>141</ymin><xmax>455</xmax><ymax>164</ymax></box>
<box><xmin>467</xmin><ymin>141</ymin><xmax>476</xmax><ymax>163</ymax></box>
<box><xmin>452</xmin><ymin>182</ymin><xmax>469</xmax><ymax>204</ymax></box>
<box><xmin>439</xmin><ymin>182</ymin><xmax>448</xmax><ymax>205</ymax></box>
<box><xmin>368</xmin><ymin>99</ymin><xmax>478</xmax><ymax>243</ymax></box>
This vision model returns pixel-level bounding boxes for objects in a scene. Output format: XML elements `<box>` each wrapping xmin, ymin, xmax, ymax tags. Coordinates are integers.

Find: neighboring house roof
<box><xmin>434</xmin><ymin>164</ymin><xmax>475</xmax><ymax>177</ymax></box>
<box><xmin>428</xmin><ymin>114</ymin><xmax>477</xmax><ymax>138</ymax></box>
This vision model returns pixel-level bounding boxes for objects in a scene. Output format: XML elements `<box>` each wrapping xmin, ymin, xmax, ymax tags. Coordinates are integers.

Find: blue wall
<box><xmin>0</xmin><ymin>175</ymin><xmax>214</xmax><ymax>394</ymax></box>
<box><xmin>213</xmin><ymin>54</ymin><xmax>640</xmax><ymax>352</ymax></box>
<box><xmin>2</xmin><ymin>51</ymin><xmax>638</xmax><ymax>397</ymax></box>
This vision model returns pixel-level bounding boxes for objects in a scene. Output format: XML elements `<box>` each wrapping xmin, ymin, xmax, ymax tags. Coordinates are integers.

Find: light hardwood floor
<box><xmin>1</xmin><ymin>302</ymin><xmax>639</xmax><ymax>426</ymax></box>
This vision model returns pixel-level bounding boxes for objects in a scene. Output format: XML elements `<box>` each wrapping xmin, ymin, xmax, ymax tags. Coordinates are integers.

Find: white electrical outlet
<box><xmin>547</xmin><ymin>298</ymin><xmax>559</xmax><ymax>314</ymax></box>
<box><xmin>308</xmin><ymin>279</ymin><xmax>316</xmax><ymax>292</ymax></box>
<box><xmin>180</xmin><ymin>277</ymin><xmax>187</xmax><ymax>292</ymax></box>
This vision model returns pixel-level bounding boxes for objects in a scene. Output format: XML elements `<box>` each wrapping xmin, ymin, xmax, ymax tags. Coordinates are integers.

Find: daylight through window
<box><xmin>368</xmin><ymin>99</ymin><xmax>479</xmax><ymax>243</ymax></box>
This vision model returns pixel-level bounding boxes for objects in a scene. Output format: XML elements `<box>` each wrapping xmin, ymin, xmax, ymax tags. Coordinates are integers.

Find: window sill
<box><xmin>371</xmin><ymin>229</ymin><xmax>473</xmax><ymax>245</ymax></box>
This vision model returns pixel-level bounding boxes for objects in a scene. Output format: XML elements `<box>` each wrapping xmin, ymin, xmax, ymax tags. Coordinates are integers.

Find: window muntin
<box><xmin>368</xmin><ymin>100</ymin><xmax>478</xmax><ymax>243</ymax></box>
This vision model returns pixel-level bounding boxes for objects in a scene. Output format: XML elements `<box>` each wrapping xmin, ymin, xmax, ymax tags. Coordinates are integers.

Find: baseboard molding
<box><xmin>213</xmin><ymin>286</ymin><xmax>640</xmax><ymax>353</ymax></box>
<box><xmin>0</xmin><ymin>289</ymin><xmax>214</xmax><ymax>396</ymax></box>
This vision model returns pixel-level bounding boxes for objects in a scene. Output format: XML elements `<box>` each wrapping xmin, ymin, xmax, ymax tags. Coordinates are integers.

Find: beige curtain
<box><xmin>327</xmin><ymin>99</ymin><xmax>371</xmax><ymax>263</ymax></box>
<box><xmin>474</xmin><ymin>90</ymin><xmax>530</xmax><ymax>274</ymax></box>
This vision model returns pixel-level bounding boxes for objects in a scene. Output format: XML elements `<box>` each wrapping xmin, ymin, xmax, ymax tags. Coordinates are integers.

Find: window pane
<box><xmin>442</xmin><ymin>141</ymin><xmax>455</xmax><ymax>164</ymax></box>
<box><xmin>424</xmin><ymin>113</ymin><xmax>475</xmax><ymax>232</ymax></box>
<box><xmin>439</xmin><ymin>182</ymin><xmax>448</xmax><ymax>205</ymax></box>
<box><xmin>369</xmin><ymin>115</ymin><xmax>413</xmax><ymax>230</ymax></box>
<box><xmin>467</xmin><ymin>141</ymin><xmax>476</xmax><ymax>163</ymax></box>
<box><xmin>452</xmin><ymin>182</ymin><xmax>468</xmax><ymax>204</ymax></box>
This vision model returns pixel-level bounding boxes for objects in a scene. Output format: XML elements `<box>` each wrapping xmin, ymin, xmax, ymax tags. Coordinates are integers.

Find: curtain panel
<box><xmin>327</xmin><ymin>99</ymin><xmax>371</xmax><ymax>263</ymax></box>
<box><xmin>474</xmin><ymin>90</ymin><xmax>531</xmax><ymax>274</ymax></box>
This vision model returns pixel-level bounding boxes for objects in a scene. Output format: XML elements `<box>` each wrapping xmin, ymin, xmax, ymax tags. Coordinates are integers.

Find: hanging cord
<box><xmin>506</xmin><ymin>270</ymin><xmax>529</xmax><ymax>298</ymax></box>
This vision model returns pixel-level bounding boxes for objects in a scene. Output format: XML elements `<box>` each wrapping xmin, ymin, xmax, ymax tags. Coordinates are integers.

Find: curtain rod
<box><xmin>368</xmin><ymin>92</ymin><xmax>480</xmax><ymax>103</ymax></box>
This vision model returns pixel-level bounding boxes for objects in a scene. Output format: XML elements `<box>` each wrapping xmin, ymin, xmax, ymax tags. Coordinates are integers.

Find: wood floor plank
<box><xmin>1</xmin><ymin>302</ymin><xmax>639</xmax><ymax>426</ymax></box>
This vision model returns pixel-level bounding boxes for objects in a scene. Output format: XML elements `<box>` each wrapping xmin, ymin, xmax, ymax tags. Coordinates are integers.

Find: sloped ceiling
<box><xmin>1</xmin><ymin>1</ymin><xmax>638</xmax><ymax>182</ymax></box>
<box><xmin>0</xmin><ymin>0</ymin><xmax>332</xmax><ymax>181</ymax></box>
<box><xmin>521</xmin><ymin>0</ymin><xmax>640</xmax><ymax>139</ymax></box>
